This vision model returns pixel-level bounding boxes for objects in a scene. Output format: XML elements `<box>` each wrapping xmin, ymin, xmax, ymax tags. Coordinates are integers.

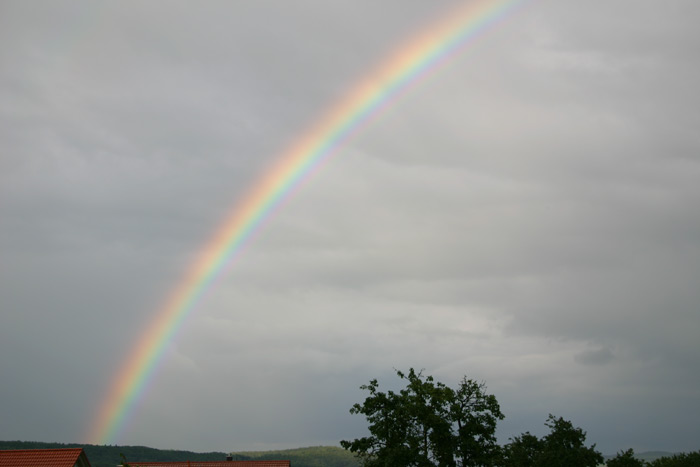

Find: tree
<box><xmin>501</xmin><ymin>415</ymin><xmax>603</xmax><ymax>467</ymax></box>
<box><xmin>340</xmin><ymin>375</ymin><xmax>416</xmax><ymax>466</ymax></box>
<box><xmin>341</xmin><ymin>368</ymin><xmax>504</xmax><ymax>466</ymax></box>
<box><xmin>501</xmin><ymin>432</ymin><xmax>543</xmax><ymax>467</ymax></box>
<box><xmin>450</xmin><ymin>376</ymin><xmax>504</xmax><ymax>466</ymax></box>
<box><xmin>607</xmin><ymin>449</ymin><xmax>646</xmax><ymax>467</ymax></box>
<box><xmin>536</xmin><ymin>414</ymin><xmax>603</xmax><ymax>467</ymax></box>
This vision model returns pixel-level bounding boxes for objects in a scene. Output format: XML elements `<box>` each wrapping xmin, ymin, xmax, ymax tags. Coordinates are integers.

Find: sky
<box><xmin>1</xmin><ymin>0</ymin><xmax>699</xmax><ymax>456</ymax></box>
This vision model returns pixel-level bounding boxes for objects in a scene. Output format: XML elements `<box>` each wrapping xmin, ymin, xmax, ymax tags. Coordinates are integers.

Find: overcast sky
<box><xmin>2</xmin><ymin>0</ymin><xmax>699</xmax><ymax>456</ymax></box>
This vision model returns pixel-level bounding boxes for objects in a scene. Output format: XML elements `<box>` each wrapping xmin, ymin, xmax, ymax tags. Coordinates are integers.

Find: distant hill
<box><xmin>231</xmin><ymin>446</ymin><xmax>359</xmax><ymax>466</ymax></box>
<box><xmin>603</xmin><ymin>451</ymin><xmax>676</xmax><ymax>463</ymax></box>
<box><xmin>634</xmin><ymin>451</ymin><xmax>676</xmax><ymax>462</ymax></box>
<box><xmin>4</xmin><ymin>440</ymin><xmax>680</xmax><ymax>467</ymax></box>
<box><xmin>0</xmin><ymin>440</ymin><xmax>358</xmax><ymax>467</ymax></box>
<box><xmin>0</xmin><ymin>440</ymin><xmax>239</xmax><ymax>467</ymax></box>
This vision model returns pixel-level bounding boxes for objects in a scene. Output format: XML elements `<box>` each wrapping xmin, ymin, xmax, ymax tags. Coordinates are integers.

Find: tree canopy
<box><xmin>535</xmin><ymin>414</ymin><xmax>603</xmax><ymax>467</ymax></box>
<box><xmin>501</xmin><ymin>432</ymin><xmax>542</xmax><ymax>467</ymax></box>
<box><xmin>501</xmin><ymin>414</ymin><xmax>603</xmax><ymax>467</ymax></box>
<box><xmin>341</xmin><ymin>368</ymin><xmax>503</xmax><ymax>466</ymax></box>
<box><xmin>607</xmin><ymin>449</ymin><xmax>646</xmax><ymax>467</ymax></box>
<box><xmin>341</xmin><ymin>370</ymin><xmax>616</xmax><ymax>467</ymax></box>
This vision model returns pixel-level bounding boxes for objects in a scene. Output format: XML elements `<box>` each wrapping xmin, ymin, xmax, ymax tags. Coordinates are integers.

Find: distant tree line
<box><xmin>608</xmin><ymin>449</ymin><xmax>700</xmax><ymax>467</ymax></box>
<box><xmin>341</xmin><ymin>369</ymin><xmax>699</xmax><ymax>467</ymax></box>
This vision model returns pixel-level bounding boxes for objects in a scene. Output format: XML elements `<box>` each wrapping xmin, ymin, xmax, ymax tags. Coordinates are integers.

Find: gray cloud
<box><xmin>1</xmin><ymin>0</ymin><xmax>699</xmax><ymax>456</ymax></box>
<box><xmin>575</xmin><ymin>347</ymin><xmax>614</xmax><ymax>366</ymax></box>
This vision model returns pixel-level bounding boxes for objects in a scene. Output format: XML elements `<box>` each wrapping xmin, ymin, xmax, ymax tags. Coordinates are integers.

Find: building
<box><xmin>125</xmin><ymin>462</ymin><xmax>290</xmax><ymax>467</ymax></box>
<box><xmin>0</xmin><ymin>448</ymin><xmax>92</xmax><ymax>467</ymax></box>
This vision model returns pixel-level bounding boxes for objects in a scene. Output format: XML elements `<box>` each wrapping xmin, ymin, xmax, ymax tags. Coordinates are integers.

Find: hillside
<box><xmin>3</xmin><ymin>440</ymin><xmax>683</xmax><ymax>466</ymax></box>
<box><xmin>603</xmin><ymin>450</ymin><xmax>676</xmax><ymax>463</ymax></box>
<box><xmin>0</xmin><ymin>441</ymin><xmax>358</xmax><ymax>467</ymax></box>
<box><xmin>232</xmin><ymin>445</ymin><xmax>359</xmax><ymax>466</ymax></box>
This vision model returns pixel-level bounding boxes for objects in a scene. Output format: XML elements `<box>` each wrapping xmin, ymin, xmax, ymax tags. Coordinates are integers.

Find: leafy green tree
<box><xmin>501</xmin><ymin>432</ymin><xmax>543</xmax><ymax>467</ymax></box>
<box><xmin>607</xmin><ymin>449</ymin><xmax>647</xmax><ymax>467</ymax></box>
<box><xmin>501</xmin><ymin>415</ymin><xmax>603</xmax><ymax>467</ymax></box>
<box><xmin>450</xmin><ymin>376</ymin><xmax>504</xmax><ymax>466</ymax></box>
<box><xmin>340</xmin><ymin>375</ymin><xmax>415</xmax><ymax>466</ymax></box>
<box><xmin>341</xmin><ymin>368</ymin><xmax>504</xmax><ymax>466</ymax></box>
<box><xmin>536</xmin><ymin>414</ymin><xmax>603</xmax><ymax>467</ymax></box>
<box><xmin>399</xmin><ymin>368</ymin><xmax>453</xmax><ymax>465</ymax></box>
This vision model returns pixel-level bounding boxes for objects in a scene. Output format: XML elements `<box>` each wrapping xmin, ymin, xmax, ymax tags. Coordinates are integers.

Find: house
<box><xmin>0</xmin><ymin>448</ymin><xmax>92</xmax><ymax>467</ymax></box>
<box><xmin>125</xmin><ymin>462</ymin><xmax>290</xmax><ymax>467</ymax></box>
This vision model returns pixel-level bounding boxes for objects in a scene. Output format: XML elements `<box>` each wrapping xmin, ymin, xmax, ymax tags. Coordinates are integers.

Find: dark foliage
<box><xmin>647</xmin><ymin>451</ymin><xmax>700</xmax><ymax>467</ymax></box>
<box><xmin>496</xmin><ymin>415</ymin><xmax>604</xmax><ymax>467</ymax></box>
<box><xmin>341</xmin><ymin>368</ymin><xmax>503</xmax><ymax>466</ymax></box>
<box><xmin>535</xmin><ymin>414</ymin><xmax>603</xmax><ymax>467</ymax></box>
<box><xmin>607</xmin><ymin>448</ymin><xmax>647</xmax><ymax>467</ymax></box>
<box><xmin>501</xmin><ymin>432</ymin><xmax>542</xmax><ymax>467</ymax></box>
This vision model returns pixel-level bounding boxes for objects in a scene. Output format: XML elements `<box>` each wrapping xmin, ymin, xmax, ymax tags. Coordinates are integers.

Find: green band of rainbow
<box><xmin>87</xmin><ymin>0</ymin><xmax>525</xmax><ymax>444</ymax></box>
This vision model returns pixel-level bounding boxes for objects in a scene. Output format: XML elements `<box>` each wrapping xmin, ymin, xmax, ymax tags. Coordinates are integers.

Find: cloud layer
<box><xmin>2</xmin><ymin>0</ymin><xmax>699</xmax><ymax>454</ymax></box>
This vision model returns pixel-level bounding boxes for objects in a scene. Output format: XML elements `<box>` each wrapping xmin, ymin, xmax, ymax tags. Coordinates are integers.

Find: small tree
<box><xmin>536</xmin><ymin>414</ymin><xmax>603</xmax><ymax>467</ymax></box>
<box><xmin>607</xmin><ymin>448</ymin><xmax>646</xmax><ymax>467</ymax></box>
<box><xmin>502</xmin><ymin>415</ymin><xmax>603</xmax><ymax>467</ymax></box>
<box><xmin>339</xmin><ymin>376</ymin><xmax>416</xmax><ymax>466</ymax></box>
<box><xmin>502</xmin><ymin>432</ymin><xmax>543</xmax><ymax>467</ymax></box>
<box><xmin>450</xmin><ymin>377</ymin><xmax>504</xmax><ymax>466</ymax></box>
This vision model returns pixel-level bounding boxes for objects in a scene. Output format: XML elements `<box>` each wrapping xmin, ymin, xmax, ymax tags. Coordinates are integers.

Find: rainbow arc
<box><xmin>88</xmin><ymin>0</ymin><xmax>526</xmax><ymax>444</ymax></box>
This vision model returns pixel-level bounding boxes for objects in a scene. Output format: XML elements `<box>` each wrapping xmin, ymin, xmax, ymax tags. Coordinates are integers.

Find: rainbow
<box><xmin>88</xmin><ymin>0</ymin><xmax>526</xmax><ymax>444</ymax></box>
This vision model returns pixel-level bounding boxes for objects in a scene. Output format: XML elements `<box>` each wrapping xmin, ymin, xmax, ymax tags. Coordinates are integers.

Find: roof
<box><xmin>127</xmin><ymin>463</ymin><xmax>290</xmax><ymax>467</ymax></box>
<box><xmin>0</xmin><ymin>448</ymin><xmax>91</xmax><ymax>467</ymax></box>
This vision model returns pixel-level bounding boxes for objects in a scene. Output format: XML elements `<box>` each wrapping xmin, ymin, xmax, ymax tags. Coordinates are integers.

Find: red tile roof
<box><xmin>0</xmin><ymin>448</ymin><xmax>91</xmax><ymax>467</ymax></box>
<box><xmin>128</xmin><ymin>463</ymin><xmax>290</xmax><ymax>467</ymax></box>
